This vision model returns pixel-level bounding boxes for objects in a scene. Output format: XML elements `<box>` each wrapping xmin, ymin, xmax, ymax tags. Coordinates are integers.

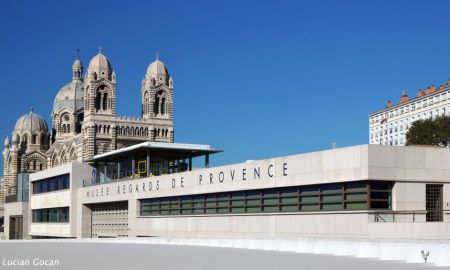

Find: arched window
<box><xmin>103</xmin><ymin>93</ymin><xmax>108</xmax><ymax>110</ymax></box>
<box><xmin>67</xmin><ymin>124</ymin><xmax>70</xmax><ymax>133</ymax></box>
<box><xmin>95</xmin><ymin>92</ymin><xmax>101</xmax><ymax>110</ymax></box>
<box><xmin>154</xmin><ymin>90</ymin><xmax>168</xmax><ymax>116</ymax></box>
<box><xmin>144</xmin><ymin>92</ymin><xmax>149</xmax><ymax>114</ymax></box>
<box><xmin>154</xmin><ymin>96</ymin><xmax>160</xmax><ymax>115</ymax></box>
<box><xmin>31</xmin><ymin>134</ymin><xmax>37</xmax><ymax>144</ymax></box>
<box><xmin>161</xmin><ymin>98</ymin><xmax>166</xmax><ymax>115</ymax></box>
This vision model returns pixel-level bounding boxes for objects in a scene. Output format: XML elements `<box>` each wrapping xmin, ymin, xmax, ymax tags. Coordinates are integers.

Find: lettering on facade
<box><xmin>85</xmin><ymin>163</ymin><xmax>287</xmax><ymax>198</ymax></box>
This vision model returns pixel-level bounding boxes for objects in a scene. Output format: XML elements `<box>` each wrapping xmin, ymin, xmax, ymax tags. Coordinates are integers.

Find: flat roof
<box><xmin>89</xmin><ymin>142</ymin><xmax>222</xmax><ymax>162</ymax></box>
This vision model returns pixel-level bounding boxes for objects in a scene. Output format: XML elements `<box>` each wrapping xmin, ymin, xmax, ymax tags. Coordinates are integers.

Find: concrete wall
<box><xmin>392</xmin><ymin>182</ymin><xmax>426</xmax><ymax>211</ymax></box>
<box><xmin>73</xmin><ymin>145</ymin><xmax>450</xmax><ymax>240</ymax></box>
<box><xmin>4</xmin><ymin>201</ymin><xmax>29</xmax><ymax>240</ymax></box>
<box><xmin>29</xmin><ymin>162</ymin><xmax>92</xmax><ymax>238</ymax></box>
<box><xmin>129</xmin><ymin>212</ymin><xmax>370</xmax><ymax>239</ymax></box>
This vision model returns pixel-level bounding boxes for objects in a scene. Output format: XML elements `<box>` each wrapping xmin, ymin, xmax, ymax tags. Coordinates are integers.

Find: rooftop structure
<box><xmin>84</xmin><ymin>142</ymin><xmax>221</xmax><ymax>186</ymax></box>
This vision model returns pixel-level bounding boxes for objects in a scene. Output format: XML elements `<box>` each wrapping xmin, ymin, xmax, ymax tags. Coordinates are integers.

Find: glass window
<box><xmin>32</xmin><ymin>207</ymin><xmax>69</xmax><ymax>223</ymax></box>
<box><xmin>139</xmin><ymin>181</ymin><xmax>392</xmax><ymax>216</ymax></box>
<box><xmin>33</xmin><ymin>174</ymin><xmax>69</xmax><ymax>194</ymax></box>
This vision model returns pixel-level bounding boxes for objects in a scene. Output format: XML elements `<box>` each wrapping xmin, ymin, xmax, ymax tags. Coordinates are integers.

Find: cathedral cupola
<box><xmin>145</xmin><ymin>53</ymin><xmax>171</xmax><ymax>87</ymax></box>
<box><xmin>72</xmin><ymin>49</ymin><xmax>83</xmax><ymax>81</ymax></box>
<box><xmin>13</xmin><ymin>109</ymin><xmax>50</xmax><ymax>153</ymax></box>
<box><xmin>52</xmin><ymin>52</ymin><xmax>85</xmax><ymax>139</ymax></box>
<box><xmin>86</xmin><ymin>47</ymin><xmax>113</xmax><ymax>81</ymax></box>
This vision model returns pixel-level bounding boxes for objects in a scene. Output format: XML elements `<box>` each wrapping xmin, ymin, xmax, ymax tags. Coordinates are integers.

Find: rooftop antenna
<box><xmin>76</xmin><ymin>48</ymin><xmax>80</xmax><ymax>59</ymax></box>
<box><xmin>98</xmin><ymin>46</ymin><xmax>102</xmax><ymax>54</ymax></box>
<box><xmin>156</xmin><ymin>51</ymin><xmax>160</xmax><ymax>60</ymax></box>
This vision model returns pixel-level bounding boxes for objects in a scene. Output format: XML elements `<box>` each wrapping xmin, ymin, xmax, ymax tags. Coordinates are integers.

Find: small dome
<box><xmin>87</xmin><ymin>51</ymin><xmax>113</xmax><ymax>76</ymax></box>
<box><xmin>146</xmin><ymin>58</ymin><xmax>169</xmax><ymax>76</ymax></box>
<box><xmin>73</xmin><ymin>58</ymin><xmax>83</xmax><ymax>68</ymax></box>
<box><xmin>53</xmin><ymin>80</ymin><xmax>84</xmax><ymax>113</ymax></box>
<box><xmin>14</xmin><ymin>110</ymin><xmax>49</xmax><ymax>134</ymax></box>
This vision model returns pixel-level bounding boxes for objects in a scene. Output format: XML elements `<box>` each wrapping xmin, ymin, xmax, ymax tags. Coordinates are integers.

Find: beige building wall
<box><xmin>73</xmin><ymin>145</ymin><xmax>450</xmax><ymax>240</ymax></box>
<box><xmin>29</xmin><ymin>162</ymin><xmax>92</xmax><ymax>238</ymax></box>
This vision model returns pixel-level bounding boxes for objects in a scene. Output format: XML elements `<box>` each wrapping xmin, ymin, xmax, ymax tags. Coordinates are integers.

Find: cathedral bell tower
<box><xmin>141</xmin><ymin>54</ymin><xmax>174</xmax><ymax>142</ymax></box>
<box><xmin>82</xmin><ymin>48</ymin><xmax>117</xmax><ymax>160</ymax></box>
<box><xmin>84</xmin><ymin>47</ymin><xmax>116</xmax><ymax>117</ymax></box>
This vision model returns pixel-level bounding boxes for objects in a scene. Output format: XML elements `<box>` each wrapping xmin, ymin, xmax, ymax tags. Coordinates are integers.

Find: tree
<box><xmin>406</xmin><ymin>115</ymin><xmax>450</xmax><ymax>147</ymax></box>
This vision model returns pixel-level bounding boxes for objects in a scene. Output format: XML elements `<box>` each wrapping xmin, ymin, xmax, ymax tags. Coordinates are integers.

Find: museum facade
<box><xmin>4</xmin><ymin>144</ymin><xmax>450</xmax><ymax>240</ymax></box>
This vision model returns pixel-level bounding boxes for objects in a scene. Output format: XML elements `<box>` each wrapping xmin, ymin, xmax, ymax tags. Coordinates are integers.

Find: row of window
<box><xmin>370</xmin><ymin>91</ymin><xmax>449</xmax><ymax>123</ymax></box>
<box><xmin>32</xmin><ymin>174</ymin><xmax>70</xmax><ymax>194</ymax></box>
<box><xmin>371</xmin><ymin>109</ymin><xmax>447</xmax><ymax>134</ymax></box>
<box><xmin>32</xmin><ymin>207</ymin><xmax>70</xmax><ymax>223</ymax></box>
<box><xmin>370</xmin><ymin>110</ymin><xmax>450</xmax><ymax>145</ymax></box>
<box><xmin>140</xmin><ymin>181</ymin><xmax>392</xmax><ymax>216</ymax></box>
<box><xmin>370</xmin><ymin>136</ymin><xmax>405</xmax><ymax>146</ymax></box>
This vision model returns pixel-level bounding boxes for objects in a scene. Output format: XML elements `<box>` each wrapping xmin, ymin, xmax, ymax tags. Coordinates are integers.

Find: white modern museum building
<box><xmin>4</xmin><ymin>143</ymin><xmax>450</xmax><ymax>240</ymax></box>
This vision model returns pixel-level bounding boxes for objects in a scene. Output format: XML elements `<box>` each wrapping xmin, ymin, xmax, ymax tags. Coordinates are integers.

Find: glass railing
<box><xmin>82</xmin><ymin>168</ymin><xmax>182</xmax><ymax>187</ymax></box>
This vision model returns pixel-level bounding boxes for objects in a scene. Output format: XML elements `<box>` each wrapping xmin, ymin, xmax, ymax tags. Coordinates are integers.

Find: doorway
<box><xmin>9</xmin><ymin>216</ymin><xmax>23</xmax><ymax>239</ymax></box>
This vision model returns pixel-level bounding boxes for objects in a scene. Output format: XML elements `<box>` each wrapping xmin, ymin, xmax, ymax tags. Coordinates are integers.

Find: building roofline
<box><xmin>368</xmin><ymin>85</ymin><xmax>450</xmax><ymax>117</ymax></box>
<box><xmin>89</xmin><ymin>141</ymin><xmax>222</xmax><ymax>162</ymax></box>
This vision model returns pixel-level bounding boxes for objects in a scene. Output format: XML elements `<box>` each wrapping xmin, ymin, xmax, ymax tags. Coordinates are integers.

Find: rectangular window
<box><xmin>32</xmin><ymin>207</ymin><xmax>69</xmax><ymax>223</ymax></box>
<box><xmin>139</xmin><ymin>181</ymin><xmax>392</xmax><ymax>216</ymax></box>
<box><xmin>33</xmin><ymin>174</ymin><xmax>70</xmax><ymax>194</ymax></box>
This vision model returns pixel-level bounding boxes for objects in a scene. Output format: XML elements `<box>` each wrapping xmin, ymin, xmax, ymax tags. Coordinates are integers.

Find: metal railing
<box><xmin>374</xmin><ymin>210</ymin><xmax>427</xmax><ymax>223</ymax></box>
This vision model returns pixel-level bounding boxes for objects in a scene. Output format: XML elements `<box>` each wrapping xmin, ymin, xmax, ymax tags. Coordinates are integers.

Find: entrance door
<box><xmin>9</xmin><ymin>216</ymin><xmax>23</xmax><ymax>239</ymax></box>
<box><xmin>426</xmin><ymin>184</ymin><xmax>443</xmax><ymax>222</ymax></box>
<box><xmin>91</xmin><ymin>201</ymin><xmax>128</xmax><ymax>238</ymax></box>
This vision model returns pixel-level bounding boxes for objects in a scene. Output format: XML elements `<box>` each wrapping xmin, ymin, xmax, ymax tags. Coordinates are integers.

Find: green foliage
<box><xmin>406</xmin><ymin>116</ymin><xmax>450</xmax><ymax>147</ymax></box>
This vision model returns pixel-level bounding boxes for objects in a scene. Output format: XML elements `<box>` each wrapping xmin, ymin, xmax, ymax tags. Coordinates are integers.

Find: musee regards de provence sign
<box><xmin>85</xmin><ymin>162</ymin><xmax>288</xmax><ymax>198</ymax></box>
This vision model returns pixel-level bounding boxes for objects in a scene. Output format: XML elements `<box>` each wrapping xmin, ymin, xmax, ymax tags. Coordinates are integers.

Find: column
<box><xmin>146</xmin><ymin>151</ymin><xmax>151</xmax><ymax>177</ymax></box>
<box><xmin>205</xmin><ymin>154</ymin><xmax>209</xmax><ymax>168</ymax></box>
<box><xmin>131</xmin><ymin>156</ymin><xmax>135</xmax><ymax>178</ymax></box>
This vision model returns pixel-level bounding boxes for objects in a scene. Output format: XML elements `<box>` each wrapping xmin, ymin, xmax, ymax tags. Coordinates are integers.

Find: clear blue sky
<box><xmin>1</xmin><ymin>0</ymin><xmax>450</xmax><ymax>170</ymax></box>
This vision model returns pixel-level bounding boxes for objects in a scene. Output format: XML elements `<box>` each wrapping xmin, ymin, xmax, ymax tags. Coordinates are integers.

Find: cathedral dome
<box><xmin>53</xmin><ymin>80</ymin><xmax>84</xmax><ymax>113</ymax></box>
<box><xmin>146</xmin><ymin>58</ymin><xmax>169</xmax><ymax>76</ymax></box>
<box><xmin>14</xmin><ymin>110</ymin><xmax>49</xmax><ymax>134</ymax></box>
<box><xmin>87</xmin><ymin>51</ymin><xmax>113</xmax><ymax>76</ymax></box>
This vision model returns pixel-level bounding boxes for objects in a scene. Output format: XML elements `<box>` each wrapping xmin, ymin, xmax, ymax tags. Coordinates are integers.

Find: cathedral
<box><xmin>1</xmin><ymin>49</ymin><xmax>174</xmax><ymax>203</ymax></box>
